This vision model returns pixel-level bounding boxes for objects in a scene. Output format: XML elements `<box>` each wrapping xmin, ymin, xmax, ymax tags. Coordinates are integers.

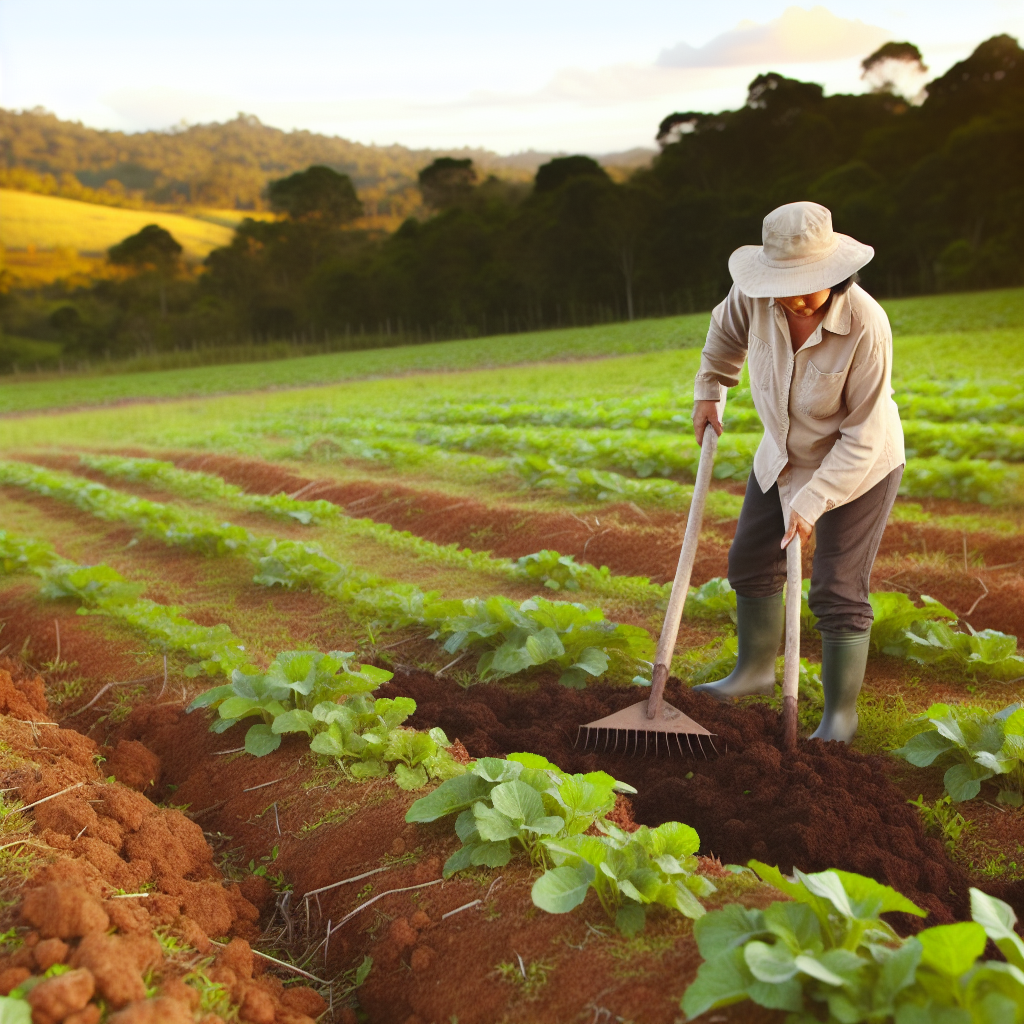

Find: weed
<box><xmin>184</xmin><ymin>966</ymin><xmax>239</xmax><ymax>1021</ymax></box>
<box><xmin>46</xmin><ymin>675</ymin><xmax>84</xmax><ymax>705</ymax></box>
<box><xmin>496</xmin><ymin>957</ymin><xmax>553</xmax><ymax>999</ymax></box>
<box><xmin>298</xmin><ymin>803</ymin><xmax>357</xmax><ymax>835</ymax></box>
<box><xmin>908</xmin><ymin>794</ymin><xmax>976</xmax><ymax>854</ymax></box>
<box><xmin>355</xmin><ymin>882</ymin><xmax>374</xmax><ymax>901</ymax></box>
<box><xmin>0</xmin><ymin>927</ymin><xmax>23</xmax><ymax>954</ymax></box>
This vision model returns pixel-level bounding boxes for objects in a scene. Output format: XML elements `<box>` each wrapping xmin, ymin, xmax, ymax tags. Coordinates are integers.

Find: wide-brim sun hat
<box><xmin>728</xmin><ymin>201</ymin><xmax>874</xmax><ymax>298</ymax></box>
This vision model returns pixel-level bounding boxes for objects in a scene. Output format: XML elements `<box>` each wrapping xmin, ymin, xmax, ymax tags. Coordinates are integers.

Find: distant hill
<box><xmin>0</xmin><ymin>108</ymin><xmax>655</xmax><ymax>219</ymax></box>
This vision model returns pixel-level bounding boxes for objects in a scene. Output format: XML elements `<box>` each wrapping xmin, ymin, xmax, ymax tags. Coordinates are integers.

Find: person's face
<box><xmin>777</xmin><ymin>288</ymin><xmax>832</xmax><ymax>318</ymax></box>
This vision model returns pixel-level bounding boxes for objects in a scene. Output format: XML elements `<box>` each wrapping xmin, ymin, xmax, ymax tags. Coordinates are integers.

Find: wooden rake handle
<box><xmin>648</xmin><ymin>412</ymin><xmax>722</xmax><ymax>718</ymax></box>
<box><xmin>782</xmin><ymin>533</ymin><xmax>802</xmax><ymax>749</ymax></box>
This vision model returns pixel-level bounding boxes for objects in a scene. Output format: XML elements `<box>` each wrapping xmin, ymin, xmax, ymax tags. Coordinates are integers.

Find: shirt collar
<box><xmin>768</xmin><ymin>291</ymin><xmax>852</xmax><ymax>336</ymax></box>
<box><xmin>822</xmin><ymin>288</ymin><xmax>852</xmax><ymax>335</ymax></box>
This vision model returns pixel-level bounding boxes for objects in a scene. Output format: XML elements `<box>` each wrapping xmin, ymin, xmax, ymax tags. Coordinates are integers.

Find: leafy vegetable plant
<box><xmin>682</xmin><ymin>862</ymin><xmax>1024</xmax><ymax>1023</ymax></box>
<box><xmin>406</xmin><ymin>752</ymin><xmax>635</xmax><ymax>873</ymax></box>
<box><xmin>895</xmin><ymin>702</ymin><xmax>1024</xmax><ymax>805</ymax></box>
<box><xmin>533</xmin><ymin>819</ymin><xmax>715</xmax><ymax>935</ymax></box>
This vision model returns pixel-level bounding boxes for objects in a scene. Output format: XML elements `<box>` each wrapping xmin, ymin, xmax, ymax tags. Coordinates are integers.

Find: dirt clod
<box><xmin>33</xmin><ymin>937</ymin><xmax>69</xmax><ymax>971</ymax></box>
<box><xmin>107</xmin><ymin>996</ymin><xmax>195</xmax><ymax>1024</ymax></box>
<box><xmin>280</xmin><ymin>986</ymin><xmax>328</xmax><ymax>1017</ymax></box>
<box><xmin>25</xmin><ymin>967</ymin><xmax>95</xmax><ymax>1024</ymax></box>
<box><xmin>65</xmin><ymin>1005</ymin><xmax>102</xmax><ymax>1024</ymax></box>
<box><xmin>0</xmin><ymin>966</ymin><xmax>30</xmax><ymax>995</ymax></box>
<box><xmin>104</xmin><ymin>739</ymin><xmax>161</xmax><ymax>792</ymax></box>
<box><xmin>21</xmin><ymin>884</ymin><xmax>110</xmax><ymax>939</ymax></box>
<box><xmin>410</xmin><ymin>945</ymin><xmax>435</xmax><ymax>972</ymax></box>
<box><xmin>238</xmin><ymin>983</ymin><xmax>276</xmax><ymax>1024</ymax></box>
<box><xmin>70</xmin><ymin>932</ymin><xmax>147</xmax><ymax>1008</ymax></box>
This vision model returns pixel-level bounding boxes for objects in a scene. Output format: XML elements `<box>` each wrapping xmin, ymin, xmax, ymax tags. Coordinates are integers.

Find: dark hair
<box><xmin>829</xmin><ymin>272</ymin><xmax>859</xmax><ymax>295</ymax></box>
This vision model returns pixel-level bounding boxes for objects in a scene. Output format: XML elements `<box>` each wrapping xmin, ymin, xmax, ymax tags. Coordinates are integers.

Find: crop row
<box><xmin>62</xmin><ymin>456</ymin><xmax>1024</xmax><ymax>682</ymax></box>
<box><xmin>0</xmin><ymin>460</ymin><xmax>654</xmax><ymax>686</ymax></box>
<box><xmin>404</xmin><ymin>379</ymin><xmax>1024</xmax><ymax>429</ymax></box>
<box><xmin>218</xmin><ymin>413</ymin><xmax>1023</xmax><ymax>505</ymax></box>
<box><xmin>76</xmin><ymin>453</ymin><xmax>669</xmax><ymax>604</ymax></box>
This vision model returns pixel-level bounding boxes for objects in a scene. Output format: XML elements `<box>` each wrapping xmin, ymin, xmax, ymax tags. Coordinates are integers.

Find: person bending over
<box><xmin>691</xmin><ymin>201</ymin><xmax>904</xmax><ymax>743</ymax></box>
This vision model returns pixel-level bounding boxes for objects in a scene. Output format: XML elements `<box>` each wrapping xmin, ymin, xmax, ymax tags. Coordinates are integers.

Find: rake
<box><xmin>578</xmin><ymin>406</ymin><xmax>723</xmax><ymax>757</ymax></box>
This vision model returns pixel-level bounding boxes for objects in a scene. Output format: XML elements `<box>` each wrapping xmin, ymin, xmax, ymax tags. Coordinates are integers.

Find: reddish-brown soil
<box><xmin>387</xmin><ymin>670</ymin><xmax>1023</xmax><ymax>930</ymax></box>
<box><xmin>0</xmin><ymin>663</ymin><xmax>331</xmax><ymax>1024</ymax></box>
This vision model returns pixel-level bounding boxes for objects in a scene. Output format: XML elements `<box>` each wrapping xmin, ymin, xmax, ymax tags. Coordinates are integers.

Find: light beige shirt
<box><xmin>694</xmin><ymin>282</ymin><xmax>905</xmax><ymax>525</ymax></box>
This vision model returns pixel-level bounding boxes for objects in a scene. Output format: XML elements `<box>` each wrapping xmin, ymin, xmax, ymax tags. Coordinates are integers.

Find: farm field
<box><xmin>0</xmin><ymin>188</ymin><xmax>235</xmax><ymax>258</ymax></box>
<box><xmin>0</xmin><ymin>289</ymin><xmax>1021</xmax><ymax>1023</ymax></box>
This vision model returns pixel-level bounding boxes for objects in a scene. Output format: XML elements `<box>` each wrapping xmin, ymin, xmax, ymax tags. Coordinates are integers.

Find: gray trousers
<box><xmin>727</xmin><ymin>466</ymin><xmax>904</xmax><ymax>633</ymax></box>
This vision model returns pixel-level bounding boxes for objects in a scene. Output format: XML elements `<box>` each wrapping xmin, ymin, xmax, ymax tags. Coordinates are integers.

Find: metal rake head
<box><xmin>576</xmin><ymin>699</ymin><xmax>718</xmax><ymax>758</ymax></box>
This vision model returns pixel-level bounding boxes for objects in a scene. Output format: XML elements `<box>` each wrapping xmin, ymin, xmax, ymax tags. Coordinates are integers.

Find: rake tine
<box><xmin>573</xmin><ymin>727</ymin><xmax>580</xmax><ymax>749</ymax></box>
<box><xmin>676</xmin><ymin>734</ymin><xmax>684</xmax><ymax>757</ymax></box>
<box><xmin>707</xmin><ymin>735</ymin><xmax>719</xmax><ymax>756</ymax></box>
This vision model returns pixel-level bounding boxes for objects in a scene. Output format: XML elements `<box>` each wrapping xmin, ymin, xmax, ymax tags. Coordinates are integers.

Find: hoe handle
<box><xmin>782</xmin><ymin>530</ymin><xmax>802</xmax><ymax>750</ymax></box>
<box><xmin>648</xmin><ymin>405</ymin><xmax>723</xmax><ymax>718</ymax></box>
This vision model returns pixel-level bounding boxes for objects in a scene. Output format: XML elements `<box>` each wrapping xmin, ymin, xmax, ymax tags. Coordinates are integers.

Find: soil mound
<box><xmin>390</xmin><ymin>669</ymin><xmax>1021</xmax><ymax>930</ymax></box>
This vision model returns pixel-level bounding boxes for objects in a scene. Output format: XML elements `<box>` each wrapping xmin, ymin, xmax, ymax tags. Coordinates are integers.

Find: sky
<box><xmin>0</xmin><ymin>1</ymin><xmax>1021</xmax><ymax>154</ymax></box>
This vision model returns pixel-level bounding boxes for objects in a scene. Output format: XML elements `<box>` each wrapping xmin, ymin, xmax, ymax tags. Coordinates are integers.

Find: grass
<box><xmin>0</xmin><ymin>188</ymin><xmax>234</xmax><ymax>259</ymax></box>
<box><xmin>0</xmin><ymin>287</ymin><xmax>1019</xmax><ymax>417</ymax></box>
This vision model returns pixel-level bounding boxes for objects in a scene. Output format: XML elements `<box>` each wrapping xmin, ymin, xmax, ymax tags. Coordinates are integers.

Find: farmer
<box><xmin>690</xmin><ymin>201</ymin><xmax>905</xmax><ymax>743</ymax></box>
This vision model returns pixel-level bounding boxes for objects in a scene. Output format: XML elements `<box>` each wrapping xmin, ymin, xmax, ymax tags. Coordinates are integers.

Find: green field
<box><xmin>0</xmin><ymin>187</ymin><xmax>235</xmax><ymax>258</ymax></box>
<box><xmin>0</xmin><ymin>288</ymin><xmax>1020</xmax><ymax>419</ymax></box>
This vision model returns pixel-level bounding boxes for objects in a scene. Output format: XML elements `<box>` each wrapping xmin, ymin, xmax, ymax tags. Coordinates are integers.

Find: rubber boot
<box><xmin>692</xmin><ymin>593</ymin><xmax>784</xmax><ymax>701</ymax></box>
<box><xmin>809</xmin><ymin>630</ymin><xmax>871</xmax><ymax>743</ymax></box>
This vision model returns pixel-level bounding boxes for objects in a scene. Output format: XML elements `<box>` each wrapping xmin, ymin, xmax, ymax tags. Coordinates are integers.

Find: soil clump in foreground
<box><xmin>0</xmin><ymin>663</ymin><xmax>327</xmax><ymax>1024</ymax></box>
<box><xmin>391</xmin><ymin>669</ymin><xmax>1024</xmax><ymax>930</ymax></box>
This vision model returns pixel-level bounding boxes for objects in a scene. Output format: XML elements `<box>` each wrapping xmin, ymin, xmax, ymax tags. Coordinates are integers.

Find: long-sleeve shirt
<box><xmin>694</xmin><ymin>282</ymin><xmax>905</xmax><ymax>525</ymax></box>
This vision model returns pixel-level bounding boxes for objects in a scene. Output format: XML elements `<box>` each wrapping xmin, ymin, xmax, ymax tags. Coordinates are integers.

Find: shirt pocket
<box><xmin>797</xmin><ymin>361</ymin><xmax>846</xmax><ymax>419</ymax></box>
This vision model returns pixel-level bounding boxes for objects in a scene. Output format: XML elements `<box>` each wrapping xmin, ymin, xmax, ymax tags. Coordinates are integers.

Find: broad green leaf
<box><xmin>970</xmin><ymin>888</ymin><xmax>1024</xmax><ymax>970</ymax></box>
<box><xmin>895</xmin><ymin>729</ymin><xmax>956</xmax><ymax>767</ymax></box>
<box><xmin>681</xmin><ymin>948</ymin><xmax>755</xmax><ymax>1018</ymax></box>
<box><xmin>508</xmin><ymin>752</ymin><xmax>560</xmax><ymax>772</ymax></box>
<box><xmin>615</xmin><ymin>903</ymin><xmax>646</xmax><ymax>936</ymax></box>
<box><xmin>573</xmin><ymin>647</ymin><xmax>610</xmax><ymax>676</ymax></box>
<box><xmin>490</xmin><ymin>779</ymin><xmax>545</xmax><ymax>824</ymax></box>
<box><xmin>746</xmin><ymin>977</ymin><xmax>803</xmax><ymax>1011</ymax></box>
<box><xmin>917</xmin><ymin>921</ymin><xmax>987</xmax><ymax>977</ymax></box>
<box><xmin>393</xmin><ymin>763</ymin><xmax>429</xmax><ymax>790</ymax></box>
<box><xmin>469</xmin><ymin>839</ymin><xmax>512</xmax><ymax>868</ymax></box>
<box><xmin>744</xmin><ymin>941</ymin><xmax>798</xmax><ymax>983</ymax></box>
<box><xmin>404</xmin><ymin>773</ymin><xmax>491</xmax><ymax>822</ymax></box>
<box><xmin>186</xmin><ymin>684</ymin><xmax>234</xmax><ymax>711</ymax></box>
<box><xmin>271</xmin><ymin>709</ymin><xmax>317</xmax><ymax>735</ymax></box>
<box><xmin>793</xmin><ymin>953</ymin><xmax>845</xmax><ymax>987</ymax></box>
<box><xmin>218</xmin><ymin>696</ymin><xmax>262</xmax><ymax>720</ymax></box>
<box><xmin>645</xmin><ymin>820</ymin><xmax>701</xmax><ymax>860</ymax></box>
<box><xmin>875</xmin><ymin>939</ymin><xmax>923</xmax><ymax>1004</ymax></box>
<box><xmin>0</xmin><ymin>995</ymin><xmax>33</xmax><ymax>1024</ymax></box>
<box><xmin>472</xmin><ymin>803</ymin><xmax>520</xmax><ymax>842</ymax></box>
<box><xmin>944</xmin><ymin>762</ymin><xmax>990</xmax><ymax>802</ymax></box>
<box><xmin>244</xmin><ymin>723</ymin><xmax>281</xmax><ymax>757</ymax></box>
<box><xmin>763</xmin><ymin>900</ymin><xmax>823</xmax><ymax>953</ymax></box>
<box><xmin>443</xmin><ymin>844</ymin><xmax>476</xmax><ymax>878</ymax></box>
<box><xmin>531</xmin><ymin>864</ymin><xmax>594</xmax><ymax>914</ymax></box>
<box><xmin>800</xmin><ymin>868</ymin><xmax>927</xmax><ymax>920</ymax></box>
<box><xmin>473</xmin><ymin>757</ymin><xmax>522</xmax><ymax>783</ymax></box>
<box><xmin>523</xmin><ymin>815</ymin><xmax>565</xmax><ymax>837</ymax></box>
<box><xmin>524</xmin><ymin>627</ymin><xmax>565</xmax><ymax>664</ymax></box>
<box><xmin>427</xmin><ymin>727</ymin><xmax>450</xmax><ymax>747</ymax></box>
<box><xmin>996</xmin><ymin>788</ymin><xmax>1023</xmax><ymax>807</ymax></box>
<box><xmin>309</xmin><ymin>728</ymin><xmax>346</xmax><ymax>757</ymax></box>
<box><xmin>975</xmin><ymin>750</ymin><xmax>1016</xmax><ymax>774</ymax></box>
<box><xmin>659</xmin><ymin>879</ymin><xmax>707</xmax><ymax>920</ymax></box>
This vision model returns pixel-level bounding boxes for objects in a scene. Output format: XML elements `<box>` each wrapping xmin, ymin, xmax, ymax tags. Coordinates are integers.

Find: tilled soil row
<box><xmin>390</xmin><ymin>669</ymin><xmax>1024</xmax><ymax>932</ymax></box>
<box><xmin>0</xmin><ymin>664</ymin><xmax>327</xmax><ymax>1024</ymax></box>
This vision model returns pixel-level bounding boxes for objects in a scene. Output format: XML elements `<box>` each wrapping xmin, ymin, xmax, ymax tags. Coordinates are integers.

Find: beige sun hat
<box><xmin>728</xmin><ymin>201</ymin><xmax>874</xmax><ymax>298</ymax></box>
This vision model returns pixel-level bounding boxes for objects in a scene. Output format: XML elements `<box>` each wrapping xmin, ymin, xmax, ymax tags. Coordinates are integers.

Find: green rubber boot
<box><xmin>809</xmin><ymin>630</ymin><xmax>871</xmax><ymax>743</ymax></box>
<box><xmin>692</xmin><ymin>593</ymin><xmax>784</xmax><ymax>701</ymax></box>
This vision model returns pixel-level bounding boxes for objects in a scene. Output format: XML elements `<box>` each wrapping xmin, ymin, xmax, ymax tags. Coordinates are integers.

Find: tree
<box><xmin>534</xmin><ymin>156</ymin><xmax>609</xmax><ymax>194</ymax></box>
<box><xmin>418</xmin><ymin>158</ymin><xmax>477</xmax><ymax>209</ymax></box>
<box><xmin>861</xmin><ymin>42</ymin><xmax>929</xmax><ymax>104</ymax></box>
<box><xmin>268</xmin><ymin>165</ymin><xmax>362</xmax><ymax>224</ymax></box>
<box><xmin>108</xmin><ymin>224</ymin><xmax>183</xmax><ymax>315</ymax></box>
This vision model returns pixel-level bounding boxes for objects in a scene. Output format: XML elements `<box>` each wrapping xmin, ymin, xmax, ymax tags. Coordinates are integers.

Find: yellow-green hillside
<box><xmin>0</xmin><ymin>189</ymin><xmax>235</xmax><ymax>258</ymax></box>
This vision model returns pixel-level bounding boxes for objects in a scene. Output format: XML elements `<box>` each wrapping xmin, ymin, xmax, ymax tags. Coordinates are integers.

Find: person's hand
<box><xmin>781</xmin><ymin>510</ymin><xmax>812</xmax><ymax>550</ymax></box>
<box><xmin>693</xmin><ymin>400</ymin><xmax>723</xmax><ymax>445</ymax></box>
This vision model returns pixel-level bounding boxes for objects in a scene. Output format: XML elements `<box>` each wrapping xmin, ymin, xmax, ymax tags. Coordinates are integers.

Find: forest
<box><xmin>0</xmin><ymin>34</ymin><xmax>1020</xmax><ymax>364</ymax></box>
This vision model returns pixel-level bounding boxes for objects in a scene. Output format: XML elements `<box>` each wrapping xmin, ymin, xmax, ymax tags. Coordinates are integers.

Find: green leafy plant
<box><xmin>682</xmin><ymin>862</ymin><xmax>1024</xmax><ymax>1023</ymax></box>
<box><xmin>406</xmin><ymin>752</ymin><xmax>635</xmax><ymax>874</ymax></box>
<box><xmin>684</xmin><ymin>577</ymin><xmax>737</xmax><ymax>622</ymax></box>
<box><xmin>512</xmin><ymin>550</ymin><xmax>589</xmax><ymax>591</ymax></box>
<box><xmin>868</xmin><ymin>592</ymin><xmax>959</xmax><ymax>654</ymax></box>
<box><xmin>894</xmin><ymin>702</ymin><xmax>1024</xmax><ymax>805</ymax></box>
<box><xmin>309</xmin><ymin>694</ymin><xmax>464</xmax><ymax>789</ymax></box>
<box><xmin>533</xmin><ymin>819</ymin><xmax>715</xmax><ymax>936</ymax></box>
<box><xmin>425</xmin><ymin>595</ymin><xmax>654</xmax><ymax>688</ymax></box>
<box><xmin>908</xmin><ymin>794</ymin><xmax>975</xmax><ymax>853</ymax></box>
<box><xmin>187</xmin><ymin>649</ymin><xmax>392</xmax><ymax>755</ymax></box>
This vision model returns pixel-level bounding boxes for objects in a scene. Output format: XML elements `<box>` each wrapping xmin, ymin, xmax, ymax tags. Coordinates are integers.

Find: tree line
<box><xmin>2</xmin><ymin>35</ymin><xmax>1021</xmax><ymax>364</ymax></box>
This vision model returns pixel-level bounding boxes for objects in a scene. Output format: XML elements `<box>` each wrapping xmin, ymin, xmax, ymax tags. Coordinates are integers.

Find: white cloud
<box><xmin>657</xmin><ymin>5</ymin><xmax>891</xmax><ymax>68</ymax></box>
